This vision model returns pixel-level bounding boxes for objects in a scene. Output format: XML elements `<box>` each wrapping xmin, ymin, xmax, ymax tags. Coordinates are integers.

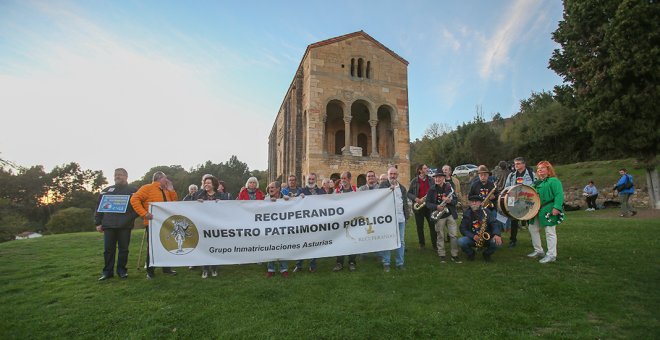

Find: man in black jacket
<box><xmin>458</xmin><ymin>195</ymin><xmax>503</xmax><ymax>262</ymax></box>
<box><xmin>95</xmin><ymin>168</ymin><xmax>137</xmax><ymax>280</ymax></box>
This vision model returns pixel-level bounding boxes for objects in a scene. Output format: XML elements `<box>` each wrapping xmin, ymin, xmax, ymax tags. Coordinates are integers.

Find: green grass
<box><xmin>553</xmin><ymin>158</ymin><xmax>648</xmax><ymax>190</ymax></box>
<box><xmin>1</xmin><ymin>211</ymin><xmax>658</xmax><ymax>339</ymax></box>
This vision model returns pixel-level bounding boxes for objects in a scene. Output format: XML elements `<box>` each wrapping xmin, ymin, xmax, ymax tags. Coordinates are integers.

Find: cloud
<box><xmin>0</xmin><ymin>1</ymin><xmax>270</xmax><ymax>179</ymax></box>
<box><xmin>479</xmin><ymin>0</ymin><xmax>543</xmax><ymax>80</ymax></box>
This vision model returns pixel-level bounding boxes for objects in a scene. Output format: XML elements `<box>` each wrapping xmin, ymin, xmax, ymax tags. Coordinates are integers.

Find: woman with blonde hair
<box><xmin>528</xmin><ymin>161</ymin><xmax>564</xmax><ymax>264</ymax></box>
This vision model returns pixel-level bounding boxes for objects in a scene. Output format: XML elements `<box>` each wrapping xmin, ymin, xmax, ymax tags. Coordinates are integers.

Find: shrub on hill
<box><xmin>45</xmin><ymin>207</ymin><xmax>95</xmax><ymax>234</ymax></box>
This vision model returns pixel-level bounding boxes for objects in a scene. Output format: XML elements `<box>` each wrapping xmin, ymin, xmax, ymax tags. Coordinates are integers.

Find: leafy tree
<box><xmin>49</xmin><ymin>163</ymin><xmax>106</xmax><ymax>203</ymax></box>
<box><xmin>549</xmin><ymin>0</ymin><xmax>660</xmax><ymax>207</ymax></box>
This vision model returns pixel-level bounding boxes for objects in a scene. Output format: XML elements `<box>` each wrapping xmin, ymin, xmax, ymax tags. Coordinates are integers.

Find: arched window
<box><xmin>335</xmin><ymin>130</ymin><xmax>345</xmax><ymax>155</ymax></box>
<box><xmin>357</xmin><ymin>58</ymin><xmax>364</xmax><ymax>78</ymax></box>
<box><xmin>357</xmin><ymin>133</ymin><xmax>368</xmax><ymax>156</ymax></box>
<box><xmin>366</xmin><ymin>61</ymin><xmax>371</xmax><ymax>79</ymax></box>
<box><xmin>350</xmin><ymin>58</ymin><xmax>355</xmax><ymax>77</ymax></box>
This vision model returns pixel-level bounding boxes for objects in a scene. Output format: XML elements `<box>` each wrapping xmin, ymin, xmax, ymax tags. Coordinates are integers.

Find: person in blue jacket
<box><xmin>613</xmin><ymin>168</ymin><xmax>637</xmax><ymax>217</ymax></box>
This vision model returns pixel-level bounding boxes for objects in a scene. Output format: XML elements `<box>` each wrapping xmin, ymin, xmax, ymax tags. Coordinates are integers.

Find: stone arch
<box><xmin>325</xmin><ymin>99</ymin><xmax>346</xmax><ymax>155</ymax></box>
<box><xmin>377</xmin><ymin>104</ymin><xmax>396</xmax><ymax>158</ymax></box>
<box><xmin>350</xmin><ymin>100</ymin><xmax>372</xmax><ymax>156</ymax></box>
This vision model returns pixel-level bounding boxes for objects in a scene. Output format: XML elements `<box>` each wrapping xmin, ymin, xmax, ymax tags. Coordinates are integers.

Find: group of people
<box><xmin>94</xmin><ymin>160</ymin><xmax>637</xmax><ymax>281</ymax></box>
<box><xmin>410</xmin><ymin>158</ymin><xmax>564</xmax><ymax>265</ymax></box>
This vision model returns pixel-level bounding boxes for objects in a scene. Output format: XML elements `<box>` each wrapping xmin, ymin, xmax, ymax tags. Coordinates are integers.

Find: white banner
<box><xmin>148</xmin><ymin>188</ymin><xmax>400</xmax><ymax>266</ymax></box>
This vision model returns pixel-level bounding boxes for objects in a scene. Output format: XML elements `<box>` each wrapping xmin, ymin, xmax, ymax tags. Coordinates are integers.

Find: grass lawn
<box><xmin>1</xmin><ymin>209</ymin><xmax>658</xmax><ymax>339</ymax></box>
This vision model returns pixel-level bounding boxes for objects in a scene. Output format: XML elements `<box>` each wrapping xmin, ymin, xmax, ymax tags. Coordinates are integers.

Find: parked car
<box><xmin>453</xmin><ymin>164</ymin><xmax>478</xmax><ymax>177</ymax></box>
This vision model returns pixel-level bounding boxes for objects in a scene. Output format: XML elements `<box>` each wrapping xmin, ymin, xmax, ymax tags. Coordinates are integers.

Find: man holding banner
<box><xmin>130</xmin><ymin>171</ymin><xmax>179</xmax><ymax>279</ymax></box>
<box><xmin>379</xmin><ymin>166</ymin><xmax>409</xmax><ymax>272</ymax></box>
<box><xmin>95</xmin><ymin>168</ymin><xmax>137</xmax><ymax>281</ymax></box>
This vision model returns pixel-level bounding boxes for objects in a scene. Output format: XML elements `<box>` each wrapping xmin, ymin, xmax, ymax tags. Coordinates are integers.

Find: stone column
<box><xmin>392</xmin><ymin>126</ymin><xmax>399</xmax><ymax>157</ymax></box>
<box><xmin>342</xmin><ymin>116</ymin><xmax>352</xmax><ymax>155</ymax></box>
<box><xmin>369</xmin><ymin>119</ymin><xmax>379</xmax><ymax>156</ymax></box>
<box><xmin>322</xmin><ymin>115</ymin><xmax>328</xmax><ymax>155</ymax></box>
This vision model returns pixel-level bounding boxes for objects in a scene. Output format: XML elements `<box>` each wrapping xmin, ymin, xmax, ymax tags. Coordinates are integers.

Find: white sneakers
<box><xmin>527</xmin><ymin>251</ymin><xmax>545</xmax><ymax>258</ymax></box>
<box><xmin>539</xmin><ymin>255</ymin><xmax>556</xmax><ymax>264</ymax></box>
<box><xmin>585</xmin><ymin>208</ymin><xmax>595</xmax><ymax>211</ymax></box>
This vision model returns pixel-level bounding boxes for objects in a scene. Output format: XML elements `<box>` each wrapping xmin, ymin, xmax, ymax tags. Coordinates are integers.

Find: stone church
<box><xmin>268</xmin><ymin>31</ymin><xmax>411</xmax><ymax>187</ymax></box>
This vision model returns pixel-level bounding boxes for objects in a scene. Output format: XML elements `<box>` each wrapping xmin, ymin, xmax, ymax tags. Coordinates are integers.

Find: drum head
<box><xmin>498</xmin><ymin>184</ymin><xmax>540</xmax><ymax>220</ymax></box>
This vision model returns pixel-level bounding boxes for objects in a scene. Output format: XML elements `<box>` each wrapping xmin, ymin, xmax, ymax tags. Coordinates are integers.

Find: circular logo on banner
<box><xmin>159</xmin><ymin>215</ymin><xmax>199</xmax><ymax>255</ymax></box>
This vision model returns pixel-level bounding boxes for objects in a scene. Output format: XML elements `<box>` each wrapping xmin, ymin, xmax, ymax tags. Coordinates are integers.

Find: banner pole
<box><xmin>136</xmin><ymin>227</ymin><xmax>146</xmax><ymax>271</ymax></box>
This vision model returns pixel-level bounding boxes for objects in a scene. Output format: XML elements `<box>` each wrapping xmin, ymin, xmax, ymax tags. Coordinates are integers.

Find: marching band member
<box><xmin>425</xmin><ymin>170</ymin><xmax>460</xmax><ymax>263</ymax></box>
<box><xmin>468</xmin><ymin>165</ymin><xmax>498</xmax><ymax>214</ymax></box>
<box><xmin>504</xmin><ymin>157</ymin><xmax>536</xmax><ymax>248</ymax></box>
<box><xmin>528</xmin><ymin>161</ymin><xmax>564</xmax><ymax>264</ymax></box>
<box><xmin>408</xmin><ymin>164</ymin><xmax>436</xmax><ymax>250</ymax></box>
<box><xmin>458</xmin><ymin>195</ymin><xmax>503</xmax><ymax>262</ymax></box>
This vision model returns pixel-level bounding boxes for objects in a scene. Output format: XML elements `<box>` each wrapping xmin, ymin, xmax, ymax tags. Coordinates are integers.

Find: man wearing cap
<box><xmin>425</xmin><ymin>170</ymin><xmax>460</xmax><ymax>263</ymax></box>
<box><xmin>468</xmin><ymin>165</ymin><xmax>498</xmax><ymax>213</ymax></box>
<box><xmin>458</xmin><ymin>194</ymin><xmax>503</xmax><ymax>262</ymax></box>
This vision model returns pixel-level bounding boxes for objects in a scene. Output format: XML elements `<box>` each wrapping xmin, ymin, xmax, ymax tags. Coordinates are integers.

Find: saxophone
<box><xmin>413</xmin><ymin>195</ymin><xmax>427</xmax><ymax>211</ymax></box>
<box><xmin>475</xmin><ymin>208</ymin><xmax>491</xmax><ymax>248</ymax></box>
<box><xmin>431</xmin><ymin>185</ymin><xmax>454</xmax><ymax>221</ymax></box>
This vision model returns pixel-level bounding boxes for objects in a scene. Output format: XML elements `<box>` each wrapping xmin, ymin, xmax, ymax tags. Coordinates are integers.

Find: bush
<box><xmin>45</xmin><ymin>207</ymin><xmax>95</xmax><ymax>234</ymax></box>
<box><xmin>0</xmin><ymin>213</ymin><xmax>30</xmax><ymax>242</ymax></box>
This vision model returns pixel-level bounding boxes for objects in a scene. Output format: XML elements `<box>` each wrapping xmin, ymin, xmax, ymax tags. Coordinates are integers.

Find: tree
<box><xmin>549</xmin><ymin>0</ymin><xmax>660</xmax><ymax>208</ymax></box>
<box><xmin>49</xmin><ymin>163</ymin><xmax>106</xmax><ymax>203</ymax></box>
<box><xmin>45</xmin><ymin>207</ymin><xmax>95</xmax><ymax>234</ymax></box>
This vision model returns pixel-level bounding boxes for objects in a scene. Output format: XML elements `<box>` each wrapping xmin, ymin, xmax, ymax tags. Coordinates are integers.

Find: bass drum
<box><xmin>497</xmin><ymin>184</ymin><xmax>540</xmax><ymax>220</ymax></box>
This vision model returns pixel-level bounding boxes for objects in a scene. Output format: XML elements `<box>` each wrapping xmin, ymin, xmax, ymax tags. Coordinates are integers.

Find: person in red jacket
<box><xmin>130</xmin><ymin>171</ymin><xmax>178</xmax><ymax>279</ymax></box>
<box><xmin>237</xmin><ymin>177</ymin><xmax>264</xmax><ymax>200</ymax></box>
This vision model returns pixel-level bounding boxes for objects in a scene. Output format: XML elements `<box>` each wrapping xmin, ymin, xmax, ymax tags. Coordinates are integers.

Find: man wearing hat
<box><xmin>468</xmin><ymin>165</ymin><xmax>498</xmax><ymax>213</ymax></box>
<box><xmin>458</xmin><ymin>194</ymin><xmax>503</xmax><ymax>262</ymax></box>
<box><xmin>425</xmin><ymin>170</ymin><xmax>460</xmax><ymax>263</ymax></box>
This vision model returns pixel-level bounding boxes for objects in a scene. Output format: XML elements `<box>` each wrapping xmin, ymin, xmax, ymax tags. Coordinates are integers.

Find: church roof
<box><xmin>305</xmin><ymin>30</ymin><xmax>409</xmax><ymax>65</ymax></box>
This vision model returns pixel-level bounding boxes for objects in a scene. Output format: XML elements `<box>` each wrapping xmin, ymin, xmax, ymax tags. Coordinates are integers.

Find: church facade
<box><xmin>268</xmin><ymin>31</ymin><xmax>411</xmax><ymax>187</ymax></box>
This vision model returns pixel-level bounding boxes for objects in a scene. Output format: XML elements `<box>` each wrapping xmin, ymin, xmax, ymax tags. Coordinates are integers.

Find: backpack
<box><xmin>622</xmin><ymin>175</ymin><xmax>633</xmax><ymax>190</ymax></box>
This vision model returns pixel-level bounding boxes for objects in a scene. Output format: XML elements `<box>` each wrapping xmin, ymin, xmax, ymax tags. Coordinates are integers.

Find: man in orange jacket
<box><xmin>130</xmin><ymin>171</ymin><xmax>178</xmax><ymax>279</ymax></box>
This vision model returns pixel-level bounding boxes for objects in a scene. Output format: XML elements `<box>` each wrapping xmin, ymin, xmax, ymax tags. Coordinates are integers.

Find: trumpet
<box><xmin>413</xmin><ymin>195</ymin><xmax>427</xmax><ymax>211</ymax></box>
<box><xmin>431</xmin><ymin>186</ymin><xmax>454</xmax><ymax>221</ymax></box>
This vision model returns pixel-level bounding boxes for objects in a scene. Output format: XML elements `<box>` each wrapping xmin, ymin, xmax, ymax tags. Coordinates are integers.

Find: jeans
<box><xmin>295</xmin><ymin>258</ymin><xmax>317</xmax><ymax>270</ymax></box>
<box><xmin>267</xmin><ymin>261</ymin><xmax>288</xmax><ymax>272</ymax></box>
<box><xmin>380</xmin><ymin>222</ymin><xmax>406</xmax><ymax>266</ymax></box>
<box><xmin>102</xmin><ymin>228</ymin><xmax>132</xmax><ymax>276</ymax></box>
<box><xmin>458</xmin><ymin>236</ymin><xmax>500</xmax><ymax>256</ymax></box>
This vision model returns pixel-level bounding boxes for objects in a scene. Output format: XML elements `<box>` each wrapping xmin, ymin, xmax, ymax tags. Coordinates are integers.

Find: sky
<box><xmin>0</xmin><ymin>0</ymin><xmax>564</xmax><ymax>181</ymax></box>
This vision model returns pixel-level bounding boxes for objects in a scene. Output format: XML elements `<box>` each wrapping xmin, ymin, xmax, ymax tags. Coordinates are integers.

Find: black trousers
<box><xmin>336</xmin><ymin>255</ymin><xmax>357</xmax><ymax>265</ymax></box>
<box><xmin>102</xmin><ymin>228</ymin><xmax>132</xmax><ymax>276</ymax></box>
<box><xmin>510</xmin><ymin>219</ymin><xmax>528</xmax><ymax>242</ymax></box>
<box><xmin>586</xmin><ymin>194</ymin><xmax>598</xmax><ymax>209</ymax></box>
<box><xmin>414</xmin><ymin>207</ymin><xmax>437</xmax><ymax>249</ymax></box>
